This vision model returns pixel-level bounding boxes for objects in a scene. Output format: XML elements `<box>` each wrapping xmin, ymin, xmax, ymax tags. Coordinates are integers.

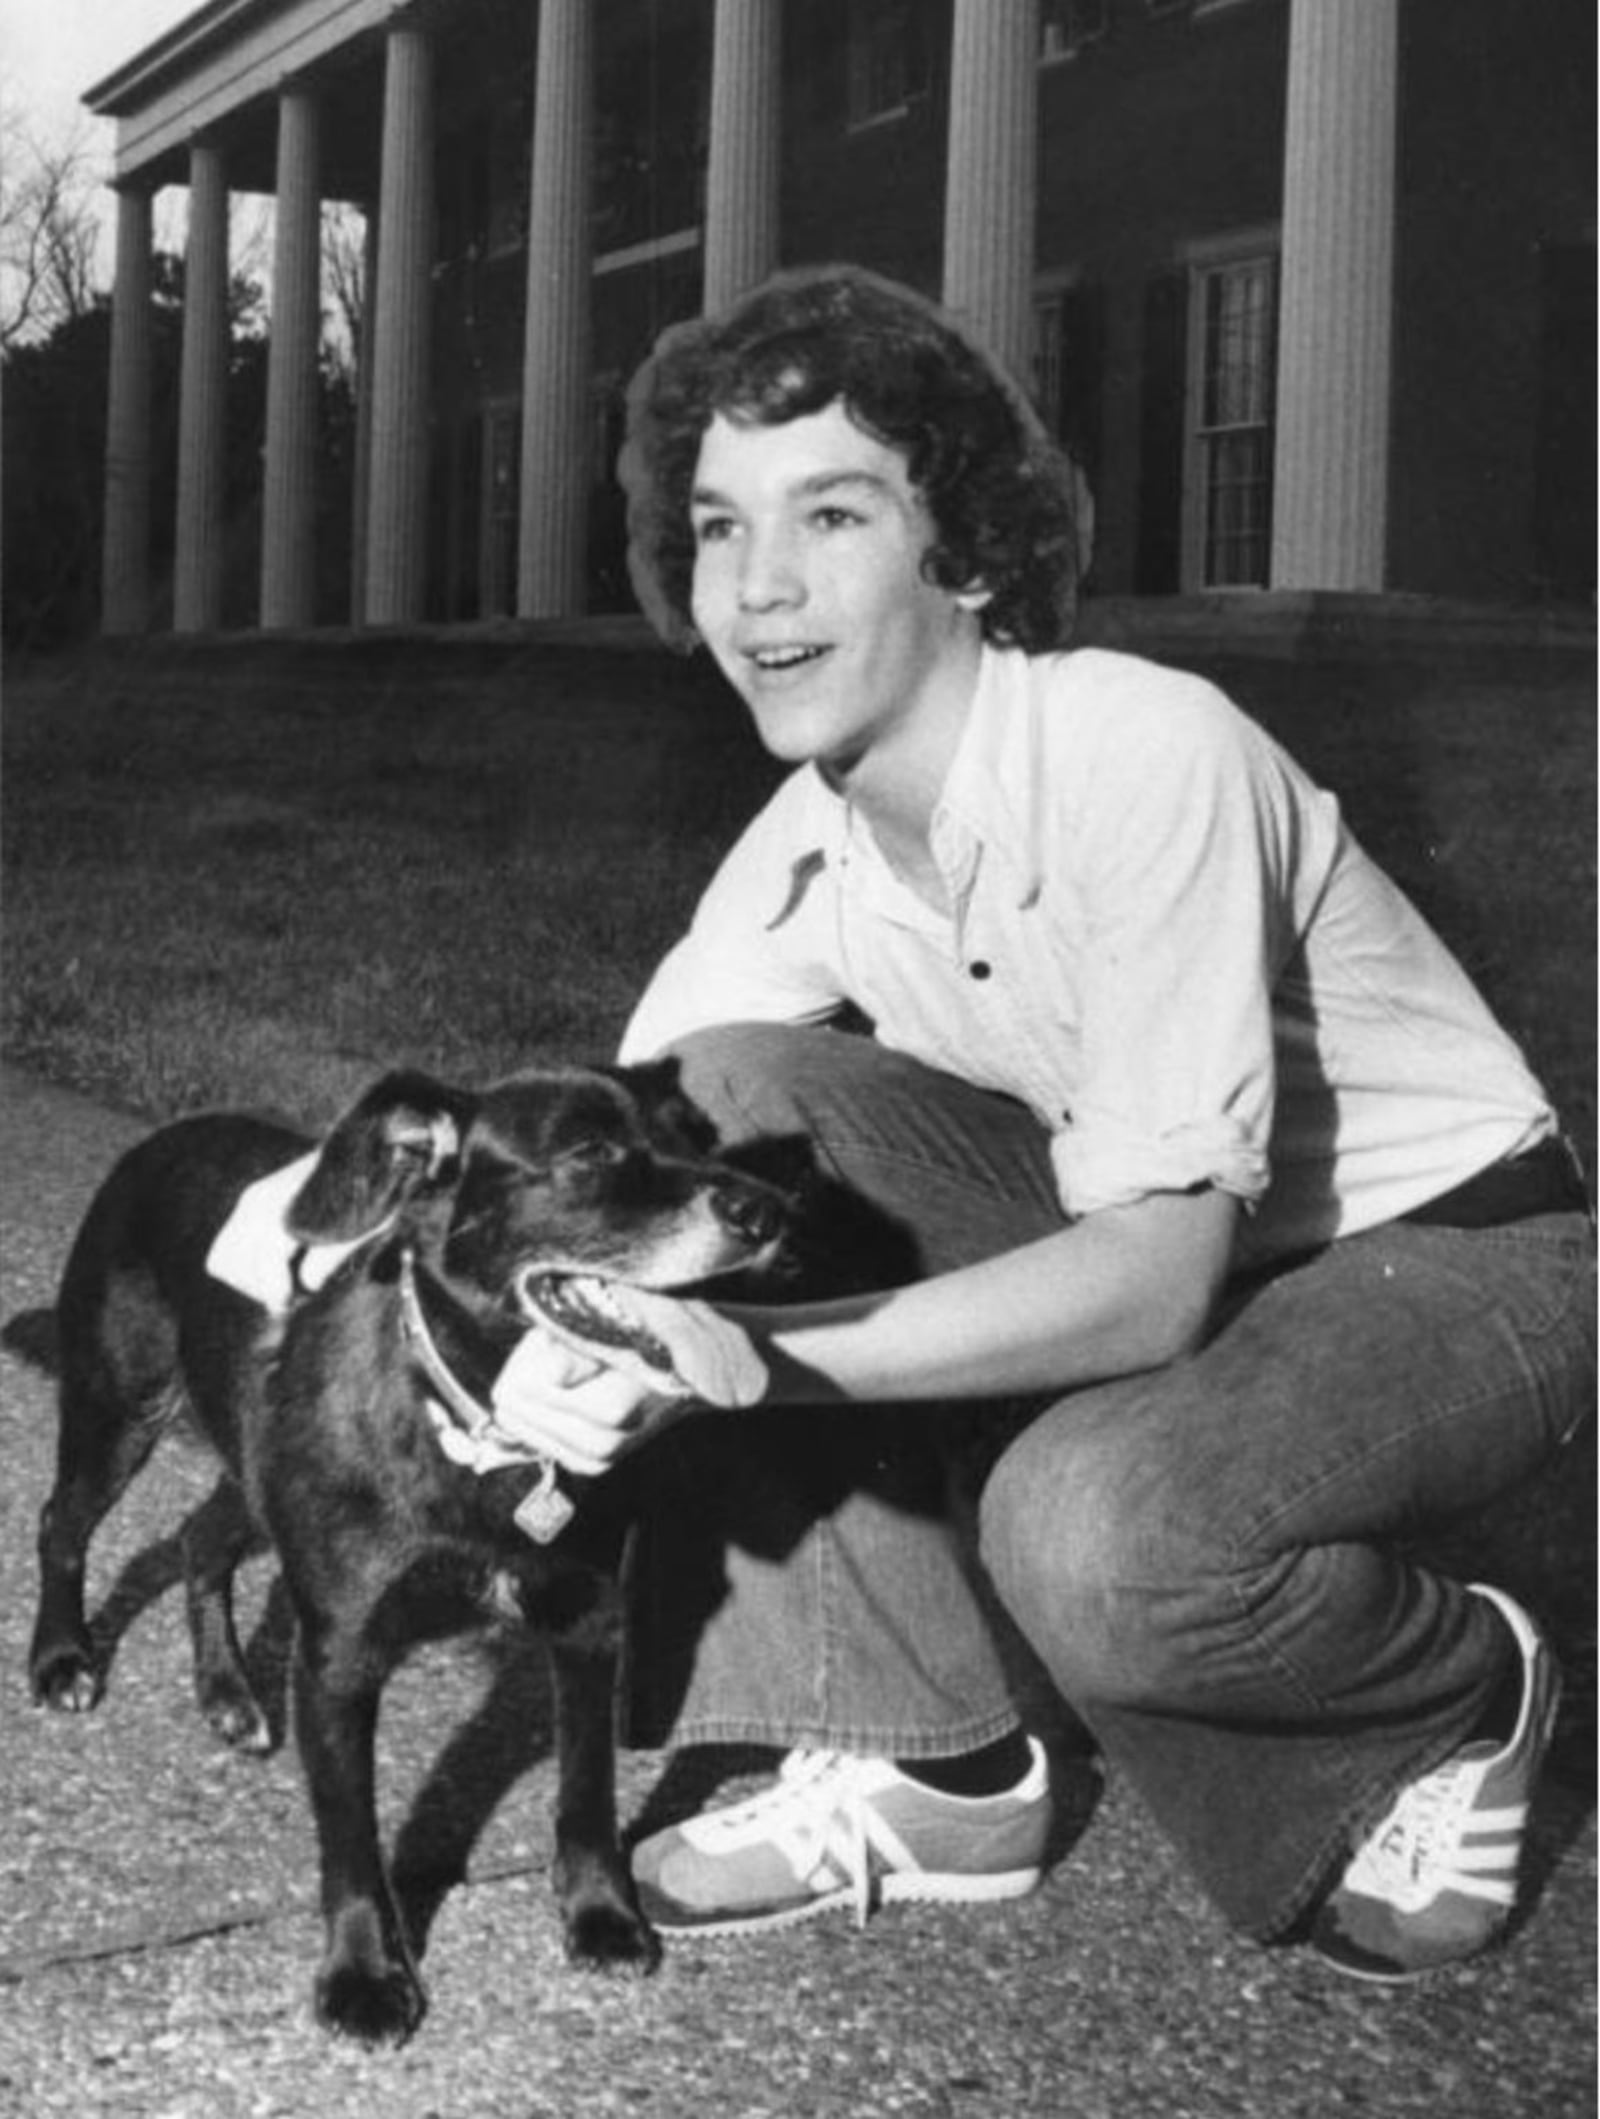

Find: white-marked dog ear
<box><xmin>287</xmin><ymin>1072</ymin><xmax>474</xmax><ymax>1244</ymax></box>
<box><xmin>389</xmin><ymin>1105</ymin><xmax>461</xmax><ymax>1178</ymax></box>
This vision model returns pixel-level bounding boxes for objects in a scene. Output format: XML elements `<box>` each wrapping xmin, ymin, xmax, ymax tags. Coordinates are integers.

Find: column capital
<box><xmin>271</xmin><ymin>69</ymin><xmax>324</xmax><ymax>103</ymax></box>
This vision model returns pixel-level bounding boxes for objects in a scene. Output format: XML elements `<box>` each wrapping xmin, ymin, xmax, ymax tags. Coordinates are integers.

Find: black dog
<box><xmin>28</xmin><ymin>1062</ymin><xmax>789</xmax><ymax>2046</ymax></box>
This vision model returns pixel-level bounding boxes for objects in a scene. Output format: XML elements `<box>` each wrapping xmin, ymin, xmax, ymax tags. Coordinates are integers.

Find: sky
<box><xmin>4</xmin><ymin>1</ymin><xmax>227</xmax><ymax>281</ymax></box>
<box><xmin>4</xmin><ymin>0</ymin><xmax>199</xmax><ymax>157</ymax></box>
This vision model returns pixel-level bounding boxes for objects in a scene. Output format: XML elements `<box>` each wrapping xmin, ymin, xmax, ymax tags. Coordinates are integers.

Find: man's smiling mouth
<box><xmin>747</xmin><ymin>644</ymin><xmax>829</xmax><ymax>673</ymax></box>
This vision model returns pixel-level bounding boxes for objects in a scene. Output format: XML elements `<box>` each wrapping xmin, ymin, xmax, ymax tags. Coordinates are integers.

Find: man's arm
<box><xmin>738</xmin><ymin>1185</ymin><xmax>1239</xmax><ymax>1405</ymax></box>
<box><xmin>490</xmin><ymin>1186</ymin><xmax>1238</xmax><ymax>1476</ymax></box>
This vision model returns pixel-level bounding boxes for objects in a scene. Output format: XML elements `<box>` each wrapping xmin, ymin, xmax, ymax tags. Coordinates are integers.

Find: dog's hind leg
<box><xmin>29</xmin><ymin>1328</ymin><xmax>173</xmax><ymax>1714</ymax></box>
<box><xmin>183</xmin><ymin>1475</ymin><xmax>273</xmax><ymax>1753</ymax></box>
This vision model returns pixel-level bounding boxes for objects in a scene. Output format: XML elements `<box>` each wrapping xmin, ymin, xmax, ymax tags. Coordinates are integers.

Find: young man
<box><xmin>490</xmin><ymin>264</ymin><xmax>1595</xmax><ymax>1979</ymax></box>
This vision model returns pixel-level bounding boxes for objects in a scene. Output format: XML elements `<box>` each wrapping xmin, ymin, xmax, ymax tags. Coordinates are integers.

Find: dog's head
<box><xmin>285</xmin><ymin>1061</ymin><xmax>791</xmax><ymax>1330</ymax></box>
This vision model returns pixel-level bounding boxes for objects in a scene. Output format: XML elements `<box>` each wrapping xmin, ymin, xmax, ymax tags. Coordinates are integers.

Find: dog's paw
<box><xmin>197</xmin><ymin>1674</ymin><xmax>274</xmax><ymax>1755</ymax></box>
<box><xmin>563</xmin><ymin>1901</ymin><xmax>663</xmax><ymax>1977</ymax></box>
<box><xmin>30</xmin><ymin>1643</ymin><xmax>103</xmax><ymax>1715</ymax></box>
<box><xmin>314</xmin><ymin>1957</ymin><xmax>428</xmax><ymax>2047</ymax></box>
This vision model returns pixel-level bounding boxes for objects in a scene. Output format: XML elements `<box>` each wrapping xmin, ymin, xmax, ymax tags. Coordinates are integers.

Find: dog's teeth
<box><xmin>524</xmin><ymin>1272</ymin><xmax>675</xmax><ymax>1375</ymax></box>
<box><xmin>572</xmin><ymin>1275</ymin><xmax>621</xmax><ymax>1320</ymax></box>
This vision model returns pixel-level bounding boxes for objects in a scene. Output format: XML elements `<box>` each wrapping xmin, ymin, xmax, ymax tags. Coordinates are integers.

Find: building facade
<box><xmin>86</xmin><ymin>0</ymin><xmax>1594</xmax><ymax>636</ymax></box>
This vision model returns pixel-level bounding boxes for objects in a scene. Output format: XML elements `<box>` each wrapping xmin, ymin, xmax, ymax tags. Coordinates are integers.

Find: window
<box><xmin>1187</xmin><ymin>252</ymin><xmax>1275</xmax><ymax>588</ymax></box>
<box><xmin>1040</xmin><ymin>0</ymin><xmax>1108</xmax><ymax>62</ymax></box>
<box><xmin>846</xmin><ymin>0</ymin><xmax>928</xmax><ymax>127</ymax></box>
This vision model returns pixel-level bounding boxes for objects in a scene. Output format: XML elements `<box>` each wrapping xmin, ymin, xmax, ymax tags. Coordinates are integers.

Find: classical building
<box><xmin>86</xmin><ymin>0</ymin><xmax>1593</xmax><ymax>636</ymax></box>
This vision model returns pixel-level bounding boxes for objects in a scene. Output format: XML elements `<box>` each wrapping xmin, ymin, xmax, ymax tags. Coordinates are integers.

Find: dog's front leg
<box><xmin>291</xmin><ymin>1621</ymin><xmax>427</xmax><ymax>2046</ymax></box>
<box><xmin>547</xmin><ymin>1614</ymin><xmax>661</xmax><ymax>1975</ymax></box>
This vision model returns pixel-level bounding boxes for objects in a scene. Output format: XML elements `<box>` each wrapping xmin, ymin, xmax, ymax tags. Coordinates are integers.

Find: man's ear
<box><xmin>287</xmin><ymin>1071</ymin><xmax>476</xmax><ymax>1244</ymax></box>
<box><xmin>954</xmin><ymin>581</ymin><xmax>993</xmax><ymax>614</ymax></box>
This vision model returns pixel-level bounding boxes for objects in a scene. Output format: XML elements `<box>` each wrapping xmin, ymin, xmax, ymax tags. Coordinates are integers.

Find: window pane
<box><xmin>1204</xmin><ymin>429</ymin><xmax>1271</xmax><ymax>586</ymax></box>
<box><xmin>1195</xmin><ymin>254</ymin><xmax>1275</xmax><ymax>586</ymax></box>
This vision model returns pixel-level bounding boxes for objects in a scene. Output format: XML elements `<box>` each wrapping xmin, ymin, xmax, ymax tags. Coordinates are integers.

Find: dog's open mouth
<box><xmin>517</xmin><ymin>1270</ymin><xmax>678</xmax><ymax>1375</ymax></box>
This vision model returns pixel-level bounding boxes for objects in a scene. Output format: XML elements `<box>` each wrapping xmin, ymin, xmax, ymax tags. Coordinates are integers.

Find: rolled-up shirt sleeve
<box><xmin>1046</xmin><ymin>686</ymin><xmax>1302</xmax><ymax>1218</ymax></box>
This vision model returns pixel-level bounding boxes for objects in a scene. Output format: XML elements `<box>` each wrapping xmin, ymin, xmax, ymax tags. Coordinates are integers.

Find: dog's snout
<box><xmin>713</xmin><ymin>1183</ymin><xmax>784</xmax><ymax>1249</ymax></box>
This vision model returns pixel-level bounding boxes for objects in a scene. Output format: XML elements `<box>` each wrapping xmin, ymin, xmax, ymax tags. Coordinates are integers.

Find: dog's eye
<box><xmin>552</xmin><ymin>1139</ymin><xmax>628</xmax><ymax>1174</ymax></box>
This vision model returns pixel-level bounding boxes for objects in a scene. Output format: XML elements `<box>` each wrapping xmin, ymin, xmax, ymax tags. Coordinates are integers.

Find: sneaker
<box><xmin>1311</xmin><ymin>1583</ymin><xmax>1561</xmax><ymax>1982</ymax></box>
<box><xmin>632</xmin><ymin>1738</ymin><xmax>1051</xmax><ymax>1935</ymax></box>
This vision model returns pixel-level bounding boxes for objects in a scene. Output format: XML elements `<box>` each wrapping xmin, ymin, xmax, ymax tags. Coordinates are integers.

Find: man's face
<box><xmin>687</xmin><ymin>401</ymin><xmax>984</xmax><ymax>787</ymax></box>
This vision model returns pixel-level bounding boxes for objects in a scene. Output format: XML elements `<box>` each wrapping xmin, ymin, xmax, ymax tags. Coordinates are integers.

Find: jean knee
<box><xmin>977</xmin><ymin>1420</ymin><xmax>1227</xmax><ymax>1708</ymax></box>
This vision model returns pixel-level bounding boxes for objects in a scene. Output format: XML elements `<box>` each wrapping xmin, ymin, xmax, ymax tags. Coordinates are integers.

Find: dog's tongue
<box><xmin>525</xmin><ymin>1277</ymin><xmax>768</xmax><ymax>1409</ymax></box>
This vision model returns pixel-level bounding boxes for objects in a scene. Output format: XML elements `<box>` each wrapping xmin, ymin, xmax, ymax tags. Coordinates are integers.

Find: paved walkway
<box><xmin>1</xmin><ymin>1064</ymin><xmax>1594</xmax><ymax>2119</ymax></box>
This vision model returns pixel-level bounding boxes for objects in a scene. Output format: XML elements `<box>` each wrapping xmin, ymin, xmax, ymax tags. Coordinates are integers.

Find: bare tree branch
<box><xmin>322</xmin><ymin>201</ymin><xmax>367</xmax><ymax>383</ymax></box>
<box><xmin>1</xmin><ymin>105</ymin><xmax>104</xmax><ymax>349</ymax></box>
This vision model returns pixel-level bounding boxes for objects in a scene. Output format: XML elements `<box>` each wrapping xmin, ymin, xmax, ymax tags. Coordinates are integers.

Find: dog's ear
<box><xmin>287</xmin><ymin>1071</ymin><xmax>476</xmax><ymax>1243</ymax></box>
<box><xmin>615</xmin><ymin>1055</ymin><xmax>721</xmax><ymax>1157</ymax></box>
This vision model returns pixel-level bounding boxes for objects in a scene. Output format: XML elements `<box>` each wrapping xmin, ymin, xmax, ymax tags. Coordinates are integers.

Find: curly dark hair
<box><xmin>619</xmin><ymin>265</ymin><xmax>1082</xmax><ymax>654</ymax></box>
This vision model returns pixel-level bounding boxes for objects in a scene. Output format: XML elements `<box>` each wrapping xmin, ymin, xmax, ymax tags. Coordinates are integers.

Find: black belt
<box><xmin>1402</xmin><ymin>1135</ymin><xmax>1590</xmax><ymax>1230</ymax></box>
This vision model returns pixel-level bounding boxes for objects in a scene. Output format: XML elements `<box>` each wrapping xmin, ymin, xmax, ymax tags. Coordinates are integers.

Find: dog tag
<box><xmin>515</xmin><ymin>1463</ymin><xmax>575</xmax><ymax>1545</ymax></box>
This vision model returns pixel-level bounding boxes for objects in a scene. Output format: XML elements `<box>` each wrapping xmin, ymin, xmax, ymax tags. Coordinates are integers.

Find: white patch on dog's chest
<box><xmin>483</xmin><ymin>1569</ymin><xmax>526</xmax><ymax>1623</ymax></box>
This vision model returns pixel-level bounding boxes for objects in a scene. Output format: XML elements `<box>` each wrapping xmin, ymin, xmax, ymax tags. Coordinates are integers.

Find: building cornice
<box><xmin>84</xmin><ymin>0</ymin><xmax>403</xmax><ymax>189</ymax></box>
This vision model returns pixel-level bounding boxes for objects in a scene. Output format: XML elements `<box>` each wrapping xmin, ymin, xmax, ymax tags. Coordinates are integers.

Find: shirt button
<box><xmin>969</xmin><ymin>960</ymin><xmax>992</xmax><ymax>980</ymax></box>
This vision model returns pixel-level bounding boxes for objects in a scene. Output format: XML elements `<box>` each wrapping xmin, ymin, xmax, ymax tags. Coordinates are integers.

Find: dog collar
<box><xmin>396</xmin><ymin>1247</ymin><xmax>574</xmax><ymax>1545</ymax></box>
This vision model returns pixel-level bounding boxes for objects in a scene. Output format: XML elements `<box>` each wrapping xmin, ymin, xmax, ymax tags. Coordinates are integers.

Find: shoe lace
<box><xmin>1344</xmin><ymin>1746</ymin><xmax>1520</xmax><ymax>1912</ymax></box>
<box><xmin>717</xmin><ymin>1749</ymin><xmax>881</xmax><ymax>1926</ymax></box>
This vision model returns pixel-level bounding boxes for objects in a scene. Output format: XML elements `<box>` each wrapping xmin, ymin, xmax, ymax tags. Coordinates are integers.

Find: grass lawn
<box><xmin>2</xmin><ymin>636</ymin><xmax>780</xmax><ymax>1128</ymax></box>
<box><xmin>3</xmin><ymin>628</ymin><xmax>1593</xmax><ymax>1162</ymax></box>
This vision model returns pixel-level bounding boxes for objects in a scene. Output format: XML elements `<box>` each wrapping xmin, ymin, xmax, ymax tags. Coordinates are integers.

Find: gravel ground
<box><xmin>2</xmin><ymin>1065</ymin><xmax>1594</xmax><ymax>2119</ymax></box>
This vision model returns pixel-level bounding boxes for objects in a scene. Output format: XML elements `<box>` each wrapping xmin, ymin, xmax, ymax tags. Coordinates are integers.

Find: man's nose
<box><xmin>737</xmin><ymin>526</ymin><xmax>806</xmax><ymax>611</ymax></box>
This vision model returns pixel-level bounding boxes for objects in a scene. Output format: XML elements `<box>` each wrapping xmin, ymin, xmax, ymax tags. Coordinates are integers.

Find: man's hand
<box><xmin>490</xmin><ymin>1295</ymin><xmax>767</xmax><ymax>1477</ymax></box>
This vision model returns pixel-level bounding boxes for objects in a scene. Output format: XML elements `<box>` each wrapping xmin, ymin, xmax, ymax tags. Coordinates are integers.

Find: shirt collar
<box><xmin>757</xmin><ymin>645</ymin><xmax>1048</xmax><ymax>931</ymax></box>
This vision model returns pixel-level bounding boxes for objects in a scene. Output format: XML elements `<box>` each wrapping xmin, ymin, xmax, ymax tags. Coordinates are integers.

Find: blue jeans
<box><xmin>626</xmin><ymin>1024</ymin><xmax>1595</xmax><ymax>1939</ymax></box>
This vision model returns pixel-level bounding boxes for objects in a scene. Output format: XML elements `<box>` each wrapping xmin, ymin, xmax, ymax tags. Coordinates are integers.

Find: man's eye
<box><xmin>692</xmin><ymin>514</ymin><xmax>737</xmax><ymax>545</ymax></box>
<box><xmin>810</xmin><ymin>506</ymin><xmax>863</xmax><ymax>532</ymax></box>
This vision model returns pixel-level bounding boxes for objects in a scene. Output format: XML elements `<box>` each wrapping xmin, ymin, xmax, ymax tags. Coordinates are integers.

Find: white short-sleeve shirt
<box><xmin>621</xmin><ymin>647</ymin><xmax>1552</xmax><ymax>1267</ymax></box>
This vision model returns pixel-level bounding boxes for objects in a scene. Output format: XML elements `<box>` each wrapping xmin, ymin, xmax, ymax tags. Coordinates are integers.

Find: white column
<box><xmin>942</xmin><ymin>0</ymin><xmax>1039</xmax><ymax>389</ymax></box>
<box><xmin>703</xmin><ymin>0</ymin><xmax>781</xmax><ymax>313</ymax></box>
<box><xmin>101</xmin><ymin>186</ymin><xmax>153</xmax><ymax>636</ymax></box>
<box><xmin>517</xmin><ymin>0</ymin><xmax>593</xmax><ymax>619</ymax></box>
<box><xmin>1270</xmin><ymin>0</ymin><xmax>1398</xmax><ymax>590</ymax></box>
<box><xmin>174</xmin><ymin>142</ymin><xmax>229</xmax><ymax>633</ymax></box>
<box><xmin>365</xmin><ymin>28</ymin><xmax>435</xmax><ymax>626</ymax></box>
<box><xmin>261</xmin><ymin>87</ymin><xmax>322</xmax><ymax>629</ymax></box>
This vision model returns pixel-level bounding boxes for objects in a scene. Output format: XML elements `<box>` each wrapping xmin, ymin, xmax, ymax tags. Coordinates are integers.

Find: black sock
<box><xmin>896</xmin><ymin>1730</ymin><xmax>1033</xmax><ymax>1798</ymax></box>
